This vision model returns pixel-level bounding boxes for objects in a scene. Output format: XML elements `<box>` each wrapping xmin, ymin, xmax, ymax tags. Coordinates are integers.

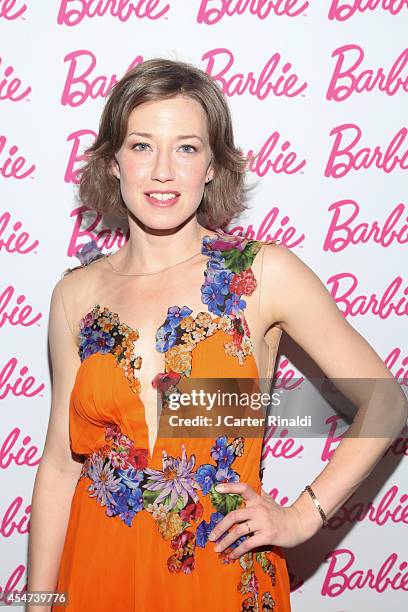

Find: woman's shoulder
<box><xmin>61</xmin><ymin>239</ymin><xmax>108</xmax><ymax>279</ymax></box>
<box><xmin>261</xmin><ymin>239</ymin><xmax>311</xmax><ymax>280</ymax></box>
<box><xmin>260</xmin><ymin>239</ymin><xmax>331</xmax><ymax>333</ymax></box>
<box><xmin>55</xmin><ymin>240</ymin><xmax>109</xmax><ymax>326</ymax></box>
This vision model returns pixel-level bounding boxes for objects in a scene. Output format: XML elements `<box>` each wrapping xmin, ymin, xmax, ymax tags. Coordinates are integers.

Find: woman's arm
<box><xmin>259</xmin><ymin>243</ymin><xmax>408</xmax><ymax>539</ymax></box>
<box><xmin>27</xmin><ymin>279</ymin><xmax>83</xmax><ymax>610</ymax></box>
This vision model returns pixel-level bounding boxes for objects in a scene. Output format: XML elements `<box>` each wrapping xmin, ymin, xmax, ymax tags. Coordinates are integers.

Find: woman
<box><xmin>27</xmin><ymin>58</ymin><xmax>407</xmax><ymax>611</ymax></box>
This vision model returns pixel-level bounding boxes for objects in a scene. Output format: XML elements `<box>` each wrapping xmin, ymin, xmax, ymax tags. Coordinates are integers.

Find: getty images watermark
<box><xmin>165</xmin><ymin>388</ymin><xmax>311</xmax><ymax>429</ymax></box>
<box><xmin>153</xmin><ymin>377</ymin><xmax>408</xmax><ymax>440</ymax></box>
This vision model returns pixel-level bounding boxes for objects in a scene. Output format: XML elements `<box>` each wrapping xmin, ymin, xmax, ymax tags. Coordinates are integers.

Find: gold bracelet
<box><xmin>304</xmin><ymin>485</ymin><xmax>329</xmax><ymax>527</ymax></box>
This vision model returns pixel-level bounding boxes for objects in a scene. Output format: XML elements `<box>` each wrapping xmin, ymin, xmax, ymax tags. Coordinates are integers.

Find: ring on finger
<box><xmin>245</xmin><ymin>520</ymin><xmax>253</xmax><ymax>536</ymax></box>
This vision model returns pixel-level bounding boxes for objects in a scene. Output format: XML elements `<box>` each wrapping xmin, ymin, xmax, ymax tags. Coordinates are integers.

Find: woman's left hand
<box><xmin>207</xmin><ymin>481</ymin><xmax>312</xmax><ymax>559</ymax></box>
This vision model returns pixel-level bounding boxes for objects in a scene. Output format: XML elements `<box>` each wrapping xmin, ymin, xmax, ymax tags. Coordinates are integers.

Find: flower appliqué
<box><xmin>78</xmin><ymin>305</ymin><xmax>142</xmax><ymax>394</ymax></box>
<box><xmin>152</xmin><ymin>232</ymin><xmax>267</xmax><ymax>391</ymax></box>
<box><xmin>79</xmin><ymin>426</ymin><xmax>278</xmax><ymax>608</ymax></box>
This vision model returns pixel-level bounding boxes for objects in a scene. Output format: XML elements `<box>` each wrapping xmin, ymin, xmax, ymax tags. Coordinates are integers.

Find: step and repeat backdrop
<box><xmin>1</xmin><ymin>2</ymin><xmax>407</xmax><ymax>610</ymax></box>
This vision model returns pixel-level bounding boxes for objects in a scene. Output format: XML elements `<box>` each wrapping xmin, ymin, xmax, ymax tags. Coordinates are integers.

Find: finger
<box><xmin>214</xmin><ymin>518</ymin><xmax>256</xmax><ymax>554</ymax></box>
<box><xmin>208</xmin><ymin>507</ymin><xmax>253</xmax><ymax>542</ymax></box>
<box><xmin>215</xmin><ymin>481</ymin><xmax>258</xmax><ymax>503</ymax></box>
<box><xmin>227</xmin><ymin>533</ymin><xmax>267</xmax><ymax>560</ymax></box>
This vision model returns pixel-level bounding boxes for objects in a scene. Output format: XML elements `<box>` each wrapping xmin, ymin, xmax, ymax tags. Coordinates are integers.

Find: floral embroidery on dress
<box><xmin>71</xmin><ymin>230</ymin><xmax>271</xmax><ymax>393</ymax></box>
<box><xmin>71</xmin><ymin>232</ymin><xmax>280</xmax><ymax>606</ymax></box>
<box><xmin>80</xmin><ymin>428</ymin><xmax>247</xmax><ymax>566</ymax></box>
<box><xmin>200</xmin><ymin>231</ymin><xmax>263</xmax><ymax>365</ymax></box>
<box><xmin>151</xmin><ymin>231</ymin><xmax>266</xmax><ymax>392</ymax></box>
<box><xmin>78</xmin><ymin>305</ymin><xmax>142</xmax><ymax>394</ymax></box>
<box><xmin>242</xmin><ymin>590</ymin><xmax>276</xmax><ymax>612</ymax></box>
<box><xmin>80</xmin><ymin>424</ymin><xmax>278</xmax><ymax>607</ymax></box>
<box><xmin>151</xmin><ymin>305</ymin><xmax>221</xmax><ymax>392</ymax></box>
<box><xmin>238</xmin><ymin>551</ymin><xmax>277</xmax><ymax>611</ymax></box>
<box><xmin>79</xmin><ymin>424</ymin><xmax>148</xmax><ymax>527</ymax></box>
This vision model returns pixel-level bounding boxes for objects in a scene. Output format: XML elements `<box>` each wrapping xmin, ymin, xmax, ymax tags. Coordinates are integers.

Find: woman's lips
<box><xmin>144</xmin><ymin>194</ymin><xmax>180</xmax><ymax>207</ymax></box>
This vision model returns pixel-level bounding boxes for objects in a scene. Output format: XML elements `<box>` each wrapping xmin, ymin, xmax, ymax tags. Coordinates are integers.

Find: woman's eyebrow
<box><xmin>128</xmin><ymin>131</ymin><xmax>204</xmax><ymax>144</ymax></box>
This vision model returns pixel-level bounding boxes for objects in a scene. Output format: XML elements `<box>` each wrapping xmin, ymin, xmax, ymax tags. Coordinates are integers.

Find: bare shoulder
<box><xmin>259</xmin><ymin>241</ymin><xmax>345</xmax><ymax>334</ymax></box>
<box><xmin>261</xmin><ymin>240</ymin><xmax>314</xmax><ymax>277</ymax></box>
<box><xmin>55</xmin><ymin>255</ymin><xmax>108</xmax><ymax>337</ymax></box>
<box><xmin>259</xmin><ymin>242</ymin><xmax>395</xmax><ymax>380</ymax></box>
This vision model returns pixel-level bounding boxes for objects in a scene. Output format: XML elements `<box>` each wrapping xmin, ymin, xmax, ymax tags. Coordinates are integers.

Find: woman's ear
<box><xmin>206</xmin><ymin>157</ymin><xmax>215</xmax><ymax>183</ymax></box>
<box><xmin>110</xmin><ymin>157</ymin><xmax>120</xmax><ymax>180</ymax></box>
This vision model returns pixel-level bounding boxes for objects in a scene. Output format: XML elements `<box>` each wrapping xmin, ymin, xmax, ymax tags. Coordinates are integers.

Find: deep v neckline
<box><xmin>81</xmin><ymin>304</ymin><xmax>224</xmax><ymax>461</ymax></box>
<box><xmin>77</xmin><ymin>231</ymin><xmax>223</xmax><ymax>459</ymax></box>
<box><xmin>76</xmin><ymin>229</ymin><xmax>262</xmax><ymax>460</ymax></box>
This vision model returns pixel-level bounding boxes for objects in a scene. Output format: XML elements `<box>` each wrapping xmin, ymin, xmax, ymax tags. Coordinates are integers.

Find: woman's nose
<box><xmin>151</xmin><ymin>151</ymin><xmax>175</xmax><ymax>181</ymax></box>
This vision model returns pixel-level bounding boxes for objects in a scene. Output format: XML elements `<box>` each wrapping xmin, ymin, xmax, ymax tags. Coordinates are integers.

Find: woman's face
<box><xmin>112</xmin><ymin>95</ymin><xmax>214</xmax><ymax>231</ymax></box>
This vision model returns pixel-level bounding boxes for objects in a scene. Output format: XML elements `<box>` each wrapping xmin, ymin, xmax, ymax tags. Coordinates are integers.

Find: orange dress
<box><xmin>53</xmin><ymin>229</ymin><xmax>291</xmax><ymax>611</ymax></box>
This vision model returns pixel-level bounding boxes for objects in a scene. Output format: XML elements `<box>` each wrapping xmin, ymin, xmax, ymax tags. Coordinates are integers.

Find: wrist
<box><xmin>291</xmin><ymin>487</ymin><xmax>328</xmax><ymax>539</ymax></box>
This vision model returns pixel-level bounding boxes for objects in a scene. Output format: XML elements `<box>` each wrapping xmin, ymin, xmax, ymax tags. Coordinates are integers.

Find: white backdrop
<box><xmin>1</xmin><ymin>1</ymin><xmax>407</xmax><ymax>610</ymax></box>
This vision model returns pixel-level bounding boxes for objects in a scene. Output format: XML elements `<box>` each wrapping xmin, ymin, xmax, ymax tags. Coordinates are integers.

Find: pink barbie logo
<box><xmin>324</xmin><ymin>200</ymin><xmax>408</xmax><ymax>251</ymax></box>
<box><xmin>385</xmin><ymin>347</ymin><xmax>408</xmax><ymax>385</ymax></box>
<box><xmin>327</xmin><ymin>45</ymin><xmax>408</xmax><ymax>101</ymax></box>
<box><xmin>67</xmin><ymin>205</ymin><xmax>129</xmax><ymax>256</ymax></box>
<box><xmin>0</xmin><ymin>358</ymin><xmax>44</xmax><ymax>400</ymax></box>
<box><xmin>231</xmin><ymin>208</ymin><xmax>306</xmax><ymax>248</ymax></box>
<box><xmin>261</xmin><ymin>425</ymin><xmax>304</xmax><ymax>461</ymax></box>
<box><xmin>327</xmin><ymin>273</ymin><xmax>408</xmax><ymax>318</ymax></box>
<box><xmin>202</xmin><ymin>48</ymin><xmax>307</xmax><ymax>99</ymax></box>
<box><xmin>328</xmin><ymin>0</ymin><xmax>408</xmax><ymax>21</ymax></box>
<box><xmin>0</xmin><ymin>57</ymin><xmax>31</xmax><ymax>102</ymax></box>
<box><xmin>61</xmin><ymin>50</ymin><xmax>142</xmax><ymax>107</ymax></box>
<box><xmin>65</xmin><ymin>130</ymin><xmax>305</xmax><ymax>248</ymax></box>
<box><xmin>0</xmin><ymin>0</ymin><xmax>26</xmax><ymax>20</ymax></box>
<box><xmin>325</xmin><ymin>125</ymin><xmax>408</xmax><ymax>178</ymax></box>
<box><xmin>321</xmin><ymin>415</ymin><xmax>345</xmax><ymax>461</ymax></box>
<box><xmin>0</xmin><ymin>427</ymin><xmax>41</xmax><ymax>470</ymax></box>
<box><xmin>324</xmin><ymin>415</ymin><xmax>408</xmax><ymax>460</ymax></box>
<box><xmin>274</xmin><ymin>358</ymin><xmax>304</xmax><ymax>389</ymax></box>
<box><xmin>327</xmin><ymin>484</ymin><xmax>408</xmax><ymax>529</ymax></box>
<box><xmin>64</xmin><ymin>128</ymin><xmax>96</xmax><ymax>183</ymax></box>
<box><xmin>57</xmin><ymin>0</ymin><xmax>170</xmax><ymax>26</ymax></box>
<box><xmin>0</xmin><ymin>211</ymin><xmax>39</xmax><ymax>254</ymax></box>
<box><xmin>197</xmin><ymin>0</ymin><xmax>309</xmax><ymax>25</ymax></box>
<box><xmin>244</xmin><ymin>131</ymin><xmax>306</xmax><ymax>176</ymax></box>
<box><xmin>0</xmin><ymin>286</ymin><xmax>41</xmax><ymax>329</ymax></box>
<box><xmin>0</xmin><ymin>135</ymin><xmax>35</xmax><ymax>179</ymax></box>
<box><xmin>68</xmin><ymin>205</ymin><xmax>304</xmax><ymax>259</ymax></box>
<box><xmin>0</xmin><ymin>496</ymin><xmax>31</xmax><ymax>537</ymax></box>
<box><xmin>322</xmin><ymin>549</ymin><xmax>408</xmax><ymax>595</ymax></box>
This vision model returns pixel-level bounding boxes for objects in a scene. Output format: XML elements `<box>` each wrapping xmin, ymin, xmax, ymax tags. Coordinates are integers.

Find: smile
<box><xmin>144</xmin><ymin>193</ymin><xmax>180</xmax><ymax>207</ymax></box>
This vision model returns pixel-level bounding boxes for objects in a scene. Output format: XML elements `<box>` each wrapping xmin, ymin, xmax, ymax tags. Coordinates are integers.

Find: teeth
<box><xmin>148</xmin><ymin>193</ymin><xmax>178</xmax><ymax>201</ymax></box>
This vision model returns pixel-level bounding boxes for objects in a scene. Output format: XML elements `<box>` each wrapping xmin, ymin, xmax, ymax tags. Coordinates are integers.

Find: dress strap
<box><xmin>200</xmin><ymin>230</ymin><xmax>270</xmax><ymax>318</ymax></box>
<box><xmin>61</xmin><ymin>239</ymin><xmax>108</xmax><ymax>278</ymax></box>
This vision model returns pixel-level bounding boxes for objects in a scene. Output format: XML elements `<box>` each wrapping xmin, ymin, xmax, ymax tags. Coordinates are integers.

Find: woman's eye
<box><xmin>132</xmin><ymin>142</ymin><xmax>150</xmax><ymax>151</ymax></box>
<box><xmin>131</xmin><ymin>143</ymin><xmax>197</xmax><ymax>153</ymax></box>
<box><xmin>180</xmin><ymin>145</ymin><xmax>197</xmax><ymax>153</ymax></box>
